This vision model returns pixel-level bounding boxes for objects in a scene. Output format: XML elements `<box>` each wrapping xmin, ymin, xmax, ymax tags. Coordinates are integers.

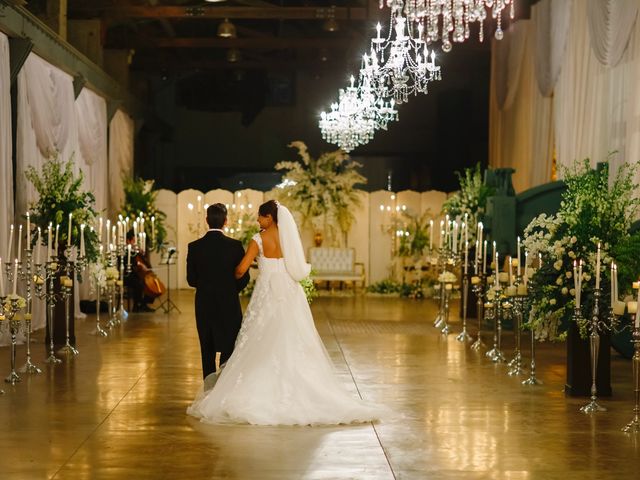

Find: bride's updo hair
<box><xmin>258</xmin><ymin>200</ymin><xmax>278</xmax><ymax>224</ymax></box>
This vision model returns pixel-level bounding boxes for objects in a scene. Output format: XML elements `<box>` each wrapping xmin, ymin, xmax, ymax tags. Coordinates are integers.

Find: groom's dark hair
<box><xmin>206</xmin><ymin>203</ymin><xmax>227</xmax><ymax>229</ymax></box>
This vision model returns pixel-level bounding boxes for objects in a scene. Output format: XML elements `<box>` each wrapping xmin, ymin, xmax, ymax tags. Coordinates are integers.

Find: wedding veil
<box><xmin>277</xmin><ymin>203</ymin><xmax>311</xmax><ymax>281</ymax></box>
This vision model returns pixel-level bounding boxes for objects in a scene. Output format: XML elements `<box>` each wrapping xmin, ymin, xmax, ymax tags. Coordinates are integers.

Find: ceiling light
<box><xmin>217</xmin><ymin>18</ymin><xmax>237</xmax><ymax>38</ymax></box>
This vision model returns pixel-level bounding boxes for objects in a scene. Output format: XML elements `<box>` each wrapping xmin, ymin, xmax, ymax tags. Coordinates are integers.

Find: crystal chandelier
<box><xmin>384</xmin><ymin>0</ymin><xmax>516</xmax><ymax>52</ymax></box>
<box><xmin>319</xmin><ymin>75</ymin><xmax>398</xmax><ymax>153</ymax></box>
<box><xmin>362</xmin><ymin>2</ymin><xmax>441</xmax><ymax>105</ymax></box>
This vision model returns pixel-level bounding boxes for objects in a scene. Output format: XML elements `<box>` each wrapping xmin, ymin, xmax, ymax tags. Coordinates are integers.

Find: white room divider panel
<box><xmin>369</xmin><ymin>190</ymin><xmax>396</xmax><ymax>284</ymax></box>
<box><xmin>177</xmin><ymin>189</ymin><xmax>205</xmax><ymax>289</ymax></box>
<box><xmin>152</xmin><ymin>189</ymin><xmax>178</xmax><ymax>291</ymax></box>
<box><xmin>346</xmin><ymin>191</ymin><xmax>370</xmax><ymax>284</ymax></box>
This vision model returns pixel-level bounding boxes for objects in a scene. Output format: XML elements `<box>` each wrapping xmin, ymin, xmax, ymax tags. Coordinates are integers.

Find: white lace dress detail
<box><xmin>187</xmin><ymin>233</ymin><xmax>383</xmax><ymax>426</ymax></box>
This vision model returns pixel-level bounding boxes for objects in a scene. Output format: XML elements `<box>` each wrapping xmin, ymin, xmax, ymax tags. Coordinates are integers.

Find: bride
<box><xmin>187</xmin><ymin>200</ymin><xmax>383</xmax><ymax>426</ymax></box>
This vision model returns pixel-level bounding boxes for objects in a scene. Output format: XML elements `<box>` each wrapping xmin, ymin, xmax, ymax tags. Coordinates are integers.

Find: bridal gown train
<box><xmin>187</xmin><ymin>233</ymin><xmax>383</xmax><ymax>426</ymax></box>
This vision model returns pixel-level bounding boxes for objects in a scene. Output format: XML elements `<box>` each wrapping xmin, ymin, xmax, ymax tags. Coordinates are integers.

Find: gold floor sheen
<box><xmin>1</xmin><ymin>292</ymin><xmax>639</xmax><ymax>479</ymax></box>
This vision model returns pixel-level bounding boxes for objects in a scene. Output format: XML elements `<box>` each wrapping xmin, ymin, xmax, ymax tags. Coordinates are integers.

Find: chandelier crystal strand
<box><xmin>382</xmin><ymin>0</ymin><xmax>515</xmax><ymax>51</ymax></box>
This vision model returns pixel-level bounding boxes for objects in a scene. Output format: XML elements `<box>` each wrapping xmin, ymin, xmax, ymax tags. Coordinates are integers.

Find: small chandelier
<box><xmin>383</xmin><ymin>0</ymin><xmax>515</xmax><ymax>52</ymax></box>
<box><xmin>319</xmin><ymin>75</ymin><xmax>399</xmax><ymax>153</ymax></box>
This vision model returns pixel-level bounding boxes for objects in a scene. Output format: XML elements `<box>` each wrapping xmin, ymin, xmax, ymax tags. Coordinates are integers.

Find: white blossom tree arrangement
<box><xmin>275</xmin><ymin>141</ymin><xmax>366</xmax><ymax>246</ymax></box>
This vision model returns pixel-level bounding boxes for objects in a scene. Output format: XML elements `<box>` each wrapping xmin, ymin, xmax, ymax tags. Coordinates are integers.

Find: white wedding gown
<box><xmin>187</xmin><ymin>233</ymin><xmax>383</xmax><ymax>426</ymax></box>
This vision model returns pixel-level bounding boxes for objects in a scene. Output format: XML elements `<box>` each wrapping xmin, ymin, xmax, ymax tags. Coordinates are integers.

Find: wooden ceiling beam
<box><xmin>97</xmin><ymin>6</ymin><xmax>368</xmax><ymax>21</ymax></box>
<box><xmin>110</xmin><ymin>36</ymin><xmax>360</xmax><ymax>49</ymax></box>
<box><xmin>131</xmin><ymin>58</ymin><xmax>343</xmax><ymax>72</ymax></box>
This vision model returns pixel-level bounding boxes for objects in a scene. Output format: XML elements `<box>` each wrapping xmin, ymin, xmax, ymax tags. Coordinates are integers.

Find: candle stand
<box><xmin>118</xmin><ymin>244</ymin><xmax>129</xmax><ymax>322</ymax></box>
<box><xmin>441</xmin><ymin>283</ymin><xmax>452</xmax><ymax>335</ymax></box>
<box><xmin>622</xmin><ymin>319</ymin><xmax>640</xmax><ymax>433</ymax></box>
<box><xmin>42</xmin><ymin>258</ymin><xmax>62</xmax><ymax>364</ymax></box>
<box><xmin>470</xmin><ymin>274</ymin><xmax>486</xmax><ymax>350</ymax></box>
<box><xmin>455</xmin><ymin>273</ymin><xmax>472</xmax><ymax>342</ymax></box>
<box><xmin>486</xmin><ymin>285</ymin><xmax>506</xmax><ymax>363</ymax></box>
<box><xmin>580</xmin><ymin>289</ymin><xmax>607</xmax><ymax>413</ymax></box>
<box><xmin>507</xmin><ymin>280</ymin><xmax>526</xmax><ymax>376</ymax></box>
<box><xmin>90</xmin><ymin>258</ymin><xmax>108</xmax><ymax>337</ymax></box>
<box><xmin>58</xmin><ymin>247</ymin><xmax>79</xmax><ymax>356</ymax></box>
<box><xmin>1</xmin><ymin>296</ymin><xmax>24</xmax><ymax>385</ymax></box>
<box><xmin>19</xmin><ymin>249</ymin><xmax>42</xmax><ymax>374</ymax></box>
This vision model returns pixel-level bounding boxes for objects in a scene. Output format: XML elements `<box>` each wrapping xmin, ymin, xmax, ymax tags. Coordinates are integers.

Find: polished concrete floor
<box><xmin>1</xmin><ymin>291</ymin><xmax>639</xmax><ymax>479</ymax></box>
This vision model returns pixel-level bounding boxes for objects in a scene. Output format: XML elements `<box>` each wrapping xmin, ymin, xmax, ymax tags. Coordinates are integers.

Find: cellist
<box><xmin>125</xmin><ymin>230</ymin><xmax>155</xmax><ymax>312</ymax></box>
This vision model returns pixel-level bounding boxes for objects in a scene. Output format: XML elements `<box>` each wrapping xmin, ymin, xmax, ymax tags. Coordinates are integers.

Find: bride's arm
<box><xmin>235</xmin><ymin>240</ymin><xmax>259</xmax><ymax>279</ymax></box>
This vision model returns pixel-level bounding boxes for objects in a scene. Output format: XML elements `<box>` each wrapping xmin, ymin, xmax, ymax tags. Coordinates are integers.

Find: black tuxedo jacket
<box><xmin>186</xmin><ymin>231</ymin><xmax>250</xmax><ymax>356</ymax></box>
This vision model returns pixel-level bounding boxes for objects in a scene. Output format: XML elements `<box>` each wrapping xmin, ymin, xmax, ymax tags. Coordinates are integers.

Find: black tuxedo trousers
<box><xmin>187</xmin><ymin>231</ymin><xmax>250</xmax><ymax>379</ymax></box>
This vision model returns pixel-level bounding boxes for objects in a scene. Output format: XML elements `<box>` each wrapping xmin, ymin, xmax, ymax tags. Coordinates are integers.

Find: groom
<box><xmin>187</xmin><ymin>203</ymin><xmax>250</xmax><ymax>379</ymax></box>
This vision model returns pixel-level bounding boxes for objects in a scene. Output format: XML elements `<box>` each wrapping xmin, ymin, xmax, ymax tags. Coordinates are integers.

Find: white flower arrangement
<box><xmin>275</xmin><ymin>141</ymin><xmax>367</xmax><ymax>246</ymax></box>
<box><xmin>105</xmin><ymin>266</ymin><xmax>119</xmax><ymax>281</ymax></box>
<box><xmin>438</xmin><ymin>271</ymin><xmax>457</xmax><ymax>283</ymax></box>
<box><xmin>523</xmin><ymin>158</ymin><xmax>640</xmax><ymax>341</ymax></box>
<box><xmin>3</xmin><ymin>294</ymin><xmax>27</xmax><ymax>311</ymax></box>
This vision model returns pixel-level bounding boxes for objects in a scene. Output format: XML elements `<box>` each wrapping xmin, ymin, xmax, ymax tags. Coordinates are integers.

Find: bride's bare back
<box><xmin>259</xmin><ymin>227</ymin><xmax>282</xmax><ymax>259</ymax></box>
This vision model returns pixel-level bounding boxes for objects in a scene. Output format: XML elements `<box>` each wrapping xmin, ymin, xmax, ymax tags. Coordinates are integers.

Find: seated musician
<box><xmin>125</xmin><ymin>230</ymin><xmax>155</xmax><ymax>312</ymax></box>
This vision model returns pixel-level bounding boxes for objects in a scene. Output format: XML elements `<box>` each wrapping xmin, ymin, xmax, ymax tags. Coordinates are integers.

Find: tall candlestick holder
<box><xmin>89</xmin><ymin>263</ymin><xmax>108</xmax><ymax>337</ymax></box>
<box><xmin>57</xmin><ymin>247</ymin><xmax>79</xmax><ymax>356</ymax></box>
<box><xmin>1</xmin><ymin>295</ymin><xmax>24</xmax><ymax>385</ymax></box>
<box><xmin>507</xmin><ymin>294</ymin><xmax>525</xmax><ymax>376</ymax></box>
<box><xmin>470</xmin><ymin>274</ymin><xmax>486</xmax><ymax>350</ymax></box>
<box><xmin>18</xmin><ymin>249</ymin><xmax>42</xmax><ymax>374</ymax></box>
<box><xmin>580</xmin><ymin>288</ymin><xmax>607</xmax><ymax>413</ymax></box>
<box><xmin>106</xmin><ymin>279</ymin><xmax>117</xmax><ymax>328</ymax></box>
<box><xmin>486</xmin><ymin>285</ymin><xmax>506</xmax><ymax>363</ymax></box>
<box><xmin>522</xmin><ymin>326</ymin><xmax>542</xmax><ymax>384</ymax></box>
<box><xmin>622</xmin><ymin>319</ymin><xmax>640</xmax><ymax>433</ymax></box>
<box><xmin>117</xmin><ymin>245</ymin><xmax>128</xmax><ymax>322</ymax></box>
<box><xmin>434</xmin><ymin>281</ymin><xmax>445</xmax><ymax>329</ymax></box>
<box><xmin>441</xmin><ymin>283</ymin><xmax>453</xmax><ymax>335</ymax></box>
<box><xmin>456</xmin><ymin>273</ymin><xmax>472</xmax><ymax>342</ymax></box>
<box><xmin>43</xmin><ymin>258</ymin><xmax>62</xmax><ymax>364</ymax></box>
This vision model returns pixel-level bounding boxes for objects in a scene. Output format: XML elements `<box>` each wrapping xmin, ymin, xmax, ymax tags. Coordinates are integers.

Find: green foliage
<box><xmin>367</xmin><ymin>279</ymin><xmax>402</xmax><ymax>294</ymax></box>
<box><xmin>241</xmin><ymin>275</ymin><xmax>317</xmax><ymax>304</ymax></box>
<box><xmin>523</xmin><ymin>157</ymin><xmax>640</xmax><ymax>341</ymax></box>
<box><xmin>442</xmin><ymin>163</ymin><xmax>494</xmax><ymax>241</ymax></box>
<box><xmin>25</xmin><ymin>152</ymin><xmax>100</xmax><ymax>262</ymax></box>
<box><xmin>227</xmin><ymin>211</ymin><xmax>261</xmax><ymax>248</ymax></box>
<box><xmin>300</xmin><ymin>275</ymin><xmax>318</xmax><ymax>304</ymax></box>
<box><xmin>612</xmin><ymin>231</ymin><xmax>640</xmax><ymax>295</ymax></box>
<box><xmin>120</xmin><ymin>177</ymin><xmax>168</xmax><ymax>252</ymax></box>
<box><xmin>398</xmin><ymin>210</ymin><xmax>432</xmax><ymax>258</ymax></box>
<box><xmin>275</xmin><ymin>141</ymin><xmax>367</xmax><ymax>246</ymax></box>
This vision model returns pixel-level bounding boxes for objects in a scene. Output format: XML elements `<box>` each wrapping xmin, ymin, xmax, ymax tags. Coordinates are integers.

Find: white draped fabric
<box><xmin>76</xmin><ymin>88</ymin><xmax>108</xmax><ymax>214</ymax></box>
<box><xmin>16</xmin><ymin>54</ymin><xmax>79</xmax><ymax>218</ymax></box>
<box><xmin>587</xmin><ymin>0</ymin><xmax>638</xmax><ymax>67</ymax></box>
<box><xmin>490</xmin><ymin>0</ymin><xmax>640</xmax><ymax>194</ymax></box>
<box><xmin>534</xmin><ymin>0</ymin><xmax>572</xmax><ymax>97</ymax></box>
<box><xmin>75</xmin><ymin>88</ymin><xmax>109</xmax><ymax>304</ymax></box>
<box><xmin>490</xmin><ymin>20</ymin><xmax>554</xmax><ymax>192</ymax></box>
<box><xmin>15</xmin><ymin>54</ymin><xmax>79</xmax><ymax>335</ymax></box>
<box><xmin>554</xmin><ymin>0</ymin><xmax>640</xmax><ymax>188</ymax></box>
<box><xmin>108</xmin><ymin>110</ymin><xmax>134</xmax><ymax>217</ymax></box>
<box><xmin>0</xmin><ymin>32</ymin><xmax>13</xmax><ymax>272</ymax></box>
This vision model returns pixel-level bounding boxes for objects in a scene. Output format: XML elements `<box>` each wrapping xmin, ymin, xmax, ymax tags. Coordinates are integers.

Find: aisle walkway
<box><xmin>0</xmin><ymin>292</ymin><xmax>638</xmax><ymax>479</ymax></box>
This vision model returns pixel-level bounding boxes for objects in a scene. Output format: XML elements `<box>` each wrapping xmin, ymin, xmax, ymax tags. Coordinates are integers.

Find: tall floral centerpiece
<box><xmin>523</xmin><ymin>159</ymin><xmax>640</xmax><ymax>341</ymax></box>
<box><xmin>441</xmin><ymin>163</ymin><xmax>494</xmax><ymax>244</ymax></box>
<box><xmin>25</xmin><ymin>153</ymin><xmax>100</xmax><ymax>263</ymax></box>
<box><xmin>275</xmin><ymin>141</ymin><xmax>366</xmax><ymax>246</ymax></box>
<box><xmin>120</xmin><ymin>177</ymin><xmax>168</xmax><ymax>252</ymax></box>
